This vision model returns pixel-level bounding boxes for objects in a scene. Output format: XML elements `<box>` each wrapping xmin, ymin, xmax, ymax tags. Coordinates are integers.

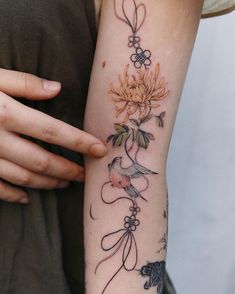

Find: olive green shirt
<box><xmin>0</xmin><ymin>1</ymin><xmax>175</xmax><ymax>293</ymax></box>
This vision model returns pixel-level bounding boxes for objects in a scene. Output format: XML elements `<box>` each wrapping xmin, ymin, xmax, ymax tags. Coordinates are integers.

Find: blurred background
<box><xmin>167</xmin><ymin>11</ymin><xmax>235</xmax><ymax>294</ymax></box>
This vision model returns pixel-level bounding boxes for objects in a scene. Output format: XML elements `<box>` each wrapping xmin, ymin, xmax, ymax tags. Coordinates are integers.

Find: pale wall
<box><xmin>167</xmin><ymin>12</ymin><xmax>235</xmax><ymax>294</ymax></box>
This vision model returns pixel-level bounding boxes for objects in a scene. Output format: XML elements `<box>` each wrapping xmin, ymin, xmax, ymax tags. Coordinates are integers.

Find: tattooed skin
<box><xmin>157</xmin><ymin>199</ymin><xmax>168</xmax><ymax>254</ymax></box>
<box><xmin>140</xmin><ymin>261</ymin><xmax>166</xmax><ymax>293</ymax></box>
<box><xmin>91</xmin><ymin>1</ymin><xmax>169</xmax><ymax>293</ymax></box>
<box><xmin>114</xmin><ymin>0</ymin><xmax>151</xmax><ymax>69</ymax></box>
<box><xmin>157</xmin><ymin>233</ymin><xmax>168</xmax><ymax>254</ymax></box>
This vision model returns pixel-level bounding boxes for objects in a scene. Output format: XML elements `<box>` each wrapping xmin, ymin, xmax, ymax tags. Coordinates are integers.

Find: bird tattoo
<box><xmin>108</xmin><ymin>156</ymin><xmax>158</xmax><ymax>198</ymax></box>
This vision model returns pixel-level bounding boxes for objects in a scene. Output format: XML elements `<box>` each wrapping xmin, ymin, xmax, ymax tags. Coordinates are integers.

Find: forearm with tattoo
<box><xmin>85</xmin><ymin>0</ymin><xmax>203</xmax><ymax>293</ymax></box>
<box><xmin>90</xmin><ymin>1</ymin><xmax>168</xmax><ymax>293</ymax></box>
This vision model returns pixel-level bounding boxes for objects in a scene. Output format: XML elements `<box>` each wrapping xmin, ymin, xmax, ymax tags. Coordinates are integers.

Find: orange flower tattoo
<box><xmin>109</xmin><ymin>63</ymin><xmax>169</xmax><ymax>123</ymax></box>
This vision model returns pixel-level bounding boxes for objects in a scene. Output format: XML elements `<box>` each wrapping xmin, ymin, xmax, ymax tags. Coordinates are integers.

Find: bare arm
<box><xmin>84</xmin><ymin>1</ymin><xmax>203</xmax><ymax>293</ymax></box>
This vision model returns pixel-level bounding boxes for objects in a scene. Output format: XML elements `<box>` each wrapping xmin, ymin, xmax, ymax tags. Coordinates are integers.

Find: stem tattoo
<box><xmin>90</xmin><ymin>1</ymin><xmax>170</xmax><ymax>293</ymax></box>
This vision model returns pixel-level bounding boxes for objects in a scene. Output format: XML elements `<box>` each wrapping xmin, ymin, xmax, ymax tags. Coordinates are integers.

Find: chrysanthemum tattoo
<box><xmin>109</xmin><ymin>64</ymin><xmax>169</xmax><ymax>123</ymax></box>
<box><xmin>90</xmin><ymin>1</ymin><xmax>169</xmax><ymax>293</ymax></box>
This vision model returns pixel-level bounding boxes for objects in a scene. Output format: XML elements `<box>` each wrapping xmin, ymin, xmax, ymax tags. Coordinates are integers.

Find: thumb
<box><xmin>0</xmin><ymin>68</ymin><xmax>61</xmax><ymax>100</ymax></box>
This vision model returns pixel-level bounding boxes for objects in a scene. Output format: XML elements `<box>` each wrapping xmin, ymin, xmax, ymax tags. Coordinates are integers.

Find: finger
<box><xmin>0</xmin><ymin>179</ymin><xmax>29</xmax><ymax>204</ymax></box>
<box><xmin>0</xmin><ymin>68</ymin><xmax>61</xmax><ymax>100</ymax></box>
<box><xmin>2</xmin><ymin>94</ymin><xmax>107</xmax><ymax>157</ymax></box>
<box><xmin>0</xmin><ymin>132</ymin><xmax>85</xmax><ymax>181</ymax></box>
<box><xmin>0</xmin><ymin>159</ymin><xmax>75</xmax><ymax>189</ymax></box>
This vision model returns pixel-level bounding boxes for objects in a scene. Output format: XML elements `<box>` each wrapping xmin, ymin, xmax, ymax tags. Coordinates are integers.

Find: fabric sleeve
<box><xmin>202</xmin><ymin>0</ymin><xmax>235</xmax><ymax>17</ymax></box>
<box><xmin>94</xmin><ymin>0</ymin><xmax>235</xmax><ymax>20</ymax></box>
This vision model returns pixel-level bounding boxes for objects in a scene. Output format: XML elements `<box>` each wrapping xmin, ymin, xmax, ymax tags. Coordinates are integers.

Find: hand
<box><xmin>0</xmin><ymin>68</ymin><xmax>107</xmax><ymax>204</ymax></box>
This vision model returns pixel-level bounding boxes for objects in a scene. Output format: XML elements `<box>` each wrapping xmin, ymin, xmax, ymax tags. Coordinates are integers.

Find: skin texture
<box><xmin>84</xmin><ymin>0</ymin><xmax>203</xmax><ymax>293</ymax></box>
<box><xmin>0</xmin><ymin>68</ymin><xmax>107</xmax><ymax>203</ymax></box>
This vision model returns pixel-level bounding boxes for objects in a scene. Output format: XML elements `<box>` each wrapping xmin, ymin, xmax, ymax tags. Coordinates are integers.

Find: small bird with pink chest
<box><xmin>108</xmin><ymin>156</ymin><xmax>158</xmax><ymax>198</ymax></box>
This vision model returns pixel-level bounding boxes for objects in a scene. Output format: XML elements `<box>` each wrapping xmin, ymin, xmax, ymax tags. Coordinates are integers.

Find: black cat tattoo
<box><xmin>140</xmin><ymin>261</ymin><xmax>166</xmax><ymax>293</ymax></box>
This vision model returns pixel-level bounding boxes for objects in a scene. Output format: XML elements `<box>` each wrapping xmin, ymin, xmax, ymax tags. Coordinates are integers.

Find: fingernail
<box><xmin>89</xmin><ymin>143</ymin><xmax>107</xmax><ymax>157</ymax></box>
<box><xmin>57</xmin><ymin>181</ymin><xmax>70</xmax><ymax>189</ymax></box>
<box><xmin>43</xmin><ymin>80</ymin><xmax>61</xmax><ymax>92</ymax></box>
<box><xmin>19</xmin><ymin>197</ymin><xmax>29</xmax><ymax>204</ymax></box>
<box><xmin>75</xmin><ymin>171</ymin><xmax>85</xmax><ymax>182</ymax></box>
